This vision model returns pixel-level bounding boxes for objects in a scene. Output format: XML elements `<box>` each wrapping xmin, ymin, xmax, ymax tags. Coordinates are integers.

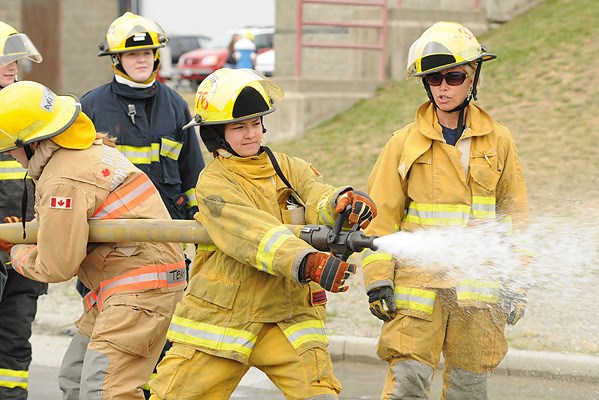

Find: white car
<box><xmin>255</xmin><ymin>48</ymin><xmax>274</xmax><ymax>77</ymax></box>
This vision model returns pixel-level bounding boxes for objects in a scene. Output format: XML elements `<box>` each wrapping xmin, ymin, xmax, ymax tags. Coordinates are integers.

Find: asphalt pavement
<box><xmin>28</xmin><ymin>333</ymin><xmax>599</xmax><ymax>399</ymax></box>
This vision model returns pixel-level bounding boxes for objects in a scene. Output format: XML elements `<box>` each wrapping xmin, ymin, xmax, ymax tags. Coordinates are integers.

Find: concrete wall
<box><xmin>0</xmin><ymin>0</ymin><xmax>118</xmax><ymax>96</ymax></box>
<box><xmin>59</xmin><ymin>0</ymin><xmax>117</xmax><ymax>96</ymax></box>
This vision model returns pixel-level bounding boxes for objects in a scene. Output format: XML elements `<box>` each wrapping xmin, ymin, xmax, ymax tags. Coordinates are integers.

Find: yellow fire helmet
<box><xmin>0</xmin><ymin>81</ymin><xmax>96</xmax><ymax>153</ymax></box>
<box><xmin>405</xmin><ymin>21</ymin><xmax>496</xmax><ymax>78</ymax></box>
<box><xmin>97</xmin><ymin>12</ymin><xmax>167</xmax><ymax>56</ymax></box>
<box><xmin>185</xmin><ymin>68</ymin><xmax>285</xmax><ymax>129</ymax></box>
<box><xmin>0</xmin><ymin>21</ymin><xmax>42</xmax><ymax>67</ymax></box>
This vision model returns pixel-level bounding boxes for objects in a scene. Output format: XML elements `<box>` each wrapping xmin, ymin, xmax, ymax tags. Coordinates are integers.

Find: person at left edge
<box><xmin>0</xmin><ymin>21</ymin><xmax>47</xmax><ymax>400</ymax></box>
<box><xmin>0</xmin><ymin>80</ymin><xmax>186</xmax><ymax>400</ymax></box>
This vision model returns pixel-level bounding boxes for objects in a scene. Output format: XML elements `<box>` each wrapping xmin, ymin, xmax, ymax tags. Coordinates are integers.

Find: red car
<box><xmin>177</xmin><ymin>28</ymin><xmax>274</xmax><ymax>86</ymax></box>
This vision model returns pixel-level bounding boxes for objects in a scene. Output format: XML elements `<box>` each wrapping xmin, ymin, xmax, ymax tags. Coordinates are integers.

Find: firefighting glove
<box><xmin>367</xmin><ymin>286</ymin><xmax>397</xmax><ymax>321</ymax></box>
<box><xmin>335</xmin><ymin>190</ymin><xmax>377</xmax><ymax>229</ymax></box>
<box><xmin>299</xmin><ymin>251</ymin><xmax>356</xmax><ymax>293</ymax></box>
<box><xmin>502</xmin><ymin>287</ymin><xmax>527</xmax><ymax>325</ymax></box>
<box><xmin>1</xmin><ymin>217</ymin><xmax>20</xmax><ymax>259</ymax></box>
<box><xmin>0</xmin><ymin>238</ymin><xmax>14</xmax><ymax>254</ymax></box>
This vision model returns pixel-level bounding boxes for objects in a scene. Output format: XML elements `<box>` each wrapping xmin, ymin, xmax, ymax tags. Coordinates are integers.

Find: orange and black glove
<box><xmin>299</xmin><ymin>251</ymin><xmax>356</xmax><ymax>293</ymax></box>
<box><xmin>335</xmin><ymin>190</ymin><xmax>377</xmax><ymax>229</ymax></box>
<box><xmin>367</xmin><ymin>286</ymin><xmax>397</xmax><ymax>321</ymax></box>
<box><xmin>3</xmin><ymin>216</ymin><xmax>22</xmax><ymax>224</ymax></box>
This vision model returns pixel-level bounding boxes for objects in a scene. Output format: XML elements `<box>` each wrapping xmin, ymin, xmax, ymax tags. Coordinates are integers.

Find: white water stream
<box><xmin>370</xmin><ymin>214</ymin><xmax>599</xmax><ymax>355</ymax></box>
<box><xmin>372</xmin><ymin>216</ymin><xmax>598</xmax><ymax>288</ymax></box>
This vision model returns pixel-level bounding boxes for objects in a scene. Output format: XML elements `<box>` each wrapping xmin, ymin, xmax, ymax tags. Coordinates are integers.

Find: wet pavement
<box><xmin>30</xmin><ymin>359</ymin><xmax>599</xmax><ymax>399</ymax></box>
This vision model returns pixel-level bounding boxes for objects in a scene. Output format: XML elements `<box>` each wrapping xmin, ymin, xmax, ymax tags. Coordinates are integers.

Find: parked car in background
<box><xmin>158</xmin><ymin>34</ymin><xmax>211</xmax><ymax>82</ymax></box>
<box><xmin>255</xmin><ymin>48</ymin><xmax>274</xmax><ymax>77</ymax></box>
<box><xmin>177</xmin><ymin>27</ymin><xmax>274</xmax><ymax>85</ymax></box>
<box><xmin>168</xmin><ymin>35</ymin><xmax>212</xmax><ymax>65</ymax></box>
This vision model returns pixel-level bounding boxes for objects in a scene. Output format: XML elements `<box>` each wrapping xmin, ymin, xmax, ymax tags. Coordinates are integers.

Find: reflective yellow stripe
<box><xmin>160</xmin><ymin>138</ymin><xmax>183</xmax><ymax>160</ymax></box>
<box><xmin>362</xmin><ymin>248</ymin><xmax>393</xmax><ymax>267</ymax></box>
<box><xmin>141</xmin><ymin>372</ymin><xmax>157</xmax><ymax>390</ymax></box>
<box><xmin>197</xmin><ymin>243</ymin><xmax>217</xmax><ymax>251</ymax></box>
<box><xmin>167</xmin><ymin>316</ymin><xmax>257</xmax><ymax>358</ymax></box>
<box><xmin>395</xmin><ymin>286</ymin><xmax>436</xmax><ymax>314</ymax></box>
<box><xmin>472</xmin><ymin>196</ymin><xmax>496</xmax><ymax>219</ymax></box>
<box><xmin>405</xmin><ymin>201</ymin><xmax>471</xmax><ymax>226</ymax></box>
<box><xmin>317</xmin><ymin>196</ymin><xmax>335</xmax><ymax>226</ymax></box>
<box><xmin>256</xmin><ymin>225</ymin><xmax>294</xmax><ymax>274</ymax></box>
<box><xmin>0</xmin><ymin>368</ymin><xmax>28</xmax><ymax>389</ymax></box>
<box><xmin>116</xmin><ymin>143</ymin><xmax>160</xmax><ymax>165</ymax></box>
<box><xmin>185</xmin><ymin>187</ymin><xmax>198</xmax><ymax>208</ymax></box>
<box><xmin>0</xmin><ymin>160</ymin><xmax>30</xmax><ymax>180</ymax></box>
<box><xmin>456</xmin><ymin>278</ymin><xmax>501</xmax><ymax>303</ymax></box>
<box><xmin>405</xmin><ymin>196</ymin><xmax>498</xmax><ymax>226</ymax></box>
<box><xmin>283</xmin><ymin>319</ymin><xmax>328</xmax><ymax>349</ymax></box>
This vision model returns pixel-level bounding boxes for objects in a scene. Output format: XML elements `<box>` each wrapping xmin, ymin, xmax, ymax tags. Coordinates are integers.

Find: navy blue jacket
<box><xmin>81</xmin><ymin>78</ymin><xmax>205</xmax><ymax>220</ymax></box>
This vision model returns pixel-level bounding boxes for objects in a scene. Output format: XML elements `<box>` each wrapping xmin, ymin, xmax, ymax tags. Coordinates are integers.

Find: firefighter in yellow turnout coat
<box><xmin>362</xmin><ymin>22</ymin><xmax>529</xmax><ymax>399</ymax></box>
<box><xmin>0</xmin><ymin>81</ymin><xmax>185</xmax><ymax>400</ymax></box>
<box><xmin>150</xmin><ymin>68</ymin><xmax>377</xmax><ymax>400</ymax></box>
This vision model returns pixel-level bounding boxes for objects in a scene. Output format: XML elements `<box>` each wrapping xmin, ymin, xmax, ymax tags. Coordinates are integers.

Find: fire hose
<box><xmin>0</xmin><ymin>211</ymin><xmax>378</xmax><ymax>260</ymax></box>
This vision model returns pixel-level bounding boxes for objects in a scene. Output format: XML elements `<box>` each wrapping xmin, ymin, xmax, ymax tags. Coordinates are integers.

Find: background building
<box><xmin>1</xmin><ymin>0</ymin><xmax>541</xmax><ymax>137</ymax></box>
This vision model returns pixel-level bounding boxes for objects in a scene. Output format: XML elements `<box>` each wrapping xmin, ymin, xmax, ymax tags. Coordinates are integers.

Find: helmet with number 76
<box><xmin>184</xmin><ymin>68</ymin><xmax>285</xmax><ymax>153</ymax></box>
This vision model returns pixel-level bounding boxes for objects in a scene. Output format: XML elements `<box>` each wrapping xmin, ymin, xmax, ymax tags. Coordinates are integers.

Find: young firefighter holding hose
<box><xmin>149</xmin><ymin>68</ymin><xmax>377</xmax><ymax>400</ymax></box>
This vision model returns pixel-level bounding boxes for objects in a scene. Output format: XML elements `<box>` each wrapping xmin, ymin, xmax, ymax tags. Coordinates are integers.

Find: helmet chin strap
<box><xmin>19</xmin><ymin>144</ymin><xmax>35</xmax><ymax>239</ymax></box>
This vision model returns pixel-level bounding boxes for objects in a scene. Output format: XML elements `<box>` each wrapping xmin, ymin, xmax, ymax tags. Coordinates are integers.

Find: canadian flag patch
<box><xmin>50</xmin><ymin>196</ymin><xmax>72</xmax><ymax>209</ymax></box>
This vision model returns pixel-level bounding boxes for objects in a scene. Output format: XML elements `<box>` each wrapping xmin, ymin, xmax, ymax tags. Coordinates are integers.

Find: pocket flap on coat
<box><xmin>189</xmin><ymin>274</ymin><xmax>240</xmax><ymax>310</ymax></box>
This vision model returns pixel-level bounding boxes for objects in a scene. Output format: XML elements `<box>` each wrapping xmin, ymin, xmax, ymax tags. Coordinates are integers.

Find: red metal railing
<box><xmin>295</xmin><ymin>0</ymin><xmax>388</xmax><ymax>80</ymax></box>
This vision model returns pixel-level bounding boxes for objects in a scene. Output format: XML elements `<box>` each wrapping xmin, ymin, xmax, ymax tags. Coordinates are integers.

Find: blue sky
<box><xmin>141</xmin><ymin>0</ymin><xmax>275</xmax><ymax>40</ymax></box>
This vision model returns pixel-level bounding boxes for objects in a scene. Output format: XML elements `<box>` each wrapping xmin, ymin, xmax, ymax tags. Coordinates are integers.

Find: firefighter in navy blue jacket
<box><xmin>81</xmin><ymin>12</ymin><xmax>205</xmax><ymax>221</ymax></box>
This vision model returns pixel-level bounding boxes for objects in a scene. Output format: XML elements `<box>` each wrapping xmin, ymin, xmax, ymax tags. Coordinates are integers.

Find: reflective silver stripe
<box><xmin>185</xmin><ymin>187</ymin><xmax>198</xmax><ymax>207</ymax></box>
<box><xmin>168</xmin><ymin>316</ymin><xmax>256</xmax><ymax>357</ymax></box>
<box><xmin>91</xmin><ymin>178</ymin><xmax>154</xmax><ymax>219</ymax></box>
<box><xmin>405</xmin><ymin>202</ymin><xmax>471</xmax><ymax>226</ymax></box>
<box><xmin>283</xmin><ymin>320</ymin><xmax>328</xmax><ymax>349</ymax></box>
<box><xmin>471</xmin><ymin>196</ymin><xmax>496</xmax><ymax>219</ymax></box>
<box><xmin>97</xmin><ymin>268</ymin><xmax>186</xmax><ymax>299</ymax></box>
<box><xmin>256</xmin><ymin>226</ymin><xmax>294</xmax><ymax>274</ymax></box>
<box><xmin>160</xmin><ymin>138</ymin><xmax>183</xmax><ymax>160</ymax></box>
<box><xmin>456</xmin><ymin>279</ymin><xmax>501</xmax><ymax>303</ymax></box>
<box><xmin>0</xmin><ymin>161</ymin><xmax>29</xmax><ymax>180</ymax></box>
<box><xmin>0</xmin><ymin>368</ymin><xmax>28</xmax><ymax>388</ymax></box>
<box><xmin>395</xmin><ymin>286</ymin><xmax>436</xmax><ymax>314</ymax></box>
<box><xmin>116</xmin><ymin>144</ymin><xmax>160</xmax><ymax>164</ymax></box>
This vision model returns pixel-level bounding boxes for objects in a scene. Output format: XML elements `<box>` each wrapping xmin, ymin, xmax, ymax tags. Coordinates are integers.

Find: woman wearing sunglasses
<box><xmin>361</xmin><ymin>21</ymin><xmax>530</xmax><ymax>399</ymax></box>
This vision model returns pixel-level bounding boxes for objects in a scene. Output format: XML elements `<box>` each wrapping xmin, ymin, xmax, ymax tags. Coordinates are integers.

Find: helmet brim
<box><xmin>0</xmin><ymin>96</ymin><xmax>80</xmax><ymax>153</ymax></box>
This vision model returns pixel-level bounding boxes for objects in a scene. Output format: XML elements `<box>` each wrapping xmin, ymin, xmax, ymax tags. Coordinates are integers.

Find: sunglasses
<box><xmin>424</xmin><ymin>71</ymin><xmax>468</xmax><ymax>86</ymax></box>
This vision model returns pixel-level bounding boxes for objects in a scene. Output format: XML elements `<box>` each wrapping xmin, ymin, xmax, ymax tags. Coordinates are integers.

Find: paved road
<box><xmin>29</xmin><ymin>360</ymin><xmax>599</xmax><ymax>399</ymax></box>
